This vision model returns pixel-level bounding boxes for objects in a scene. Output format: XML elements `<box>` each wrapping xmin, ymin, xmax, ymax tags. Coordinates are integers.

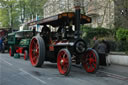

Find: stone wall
<box><xmin>84</xmin><ymin>0</ymin><xmax>115</xmax><ymax>28</ymax></box>
<box><xmin>43</xmin><ymin>0</ymin><xmax>74</xmax><ymax>18</ymax></box>
<box><xmin>43</xmin><ymin>0</ymin><xmax>115</xmax><ymax>29</ymax></box>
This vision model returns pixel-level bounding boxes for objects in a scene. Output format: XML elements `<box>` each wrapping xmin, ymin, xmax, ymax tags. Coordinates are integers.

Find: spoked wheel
<box><xmin>9</xmin><ymin>46</ymin><xmax>14</xmax><ymax>57</ymax></box>
<box><xmin>29</xmin><ymin>35</ymin><xmax>45</xmax><ymax>67</ymax></box>
<box><xmin>24</xmin><ymin>50</ymin><xmax>29</xmax><ymax>60</ymax></box>
<box><xmin>57</xmin><ymin>49</ymin><xmax>72</xmax><ymax>76</ymax></box>
<box><xmin>82</xmin><ymin>48</ymin><xmax>99</xmax><ymax>73</ymax></box>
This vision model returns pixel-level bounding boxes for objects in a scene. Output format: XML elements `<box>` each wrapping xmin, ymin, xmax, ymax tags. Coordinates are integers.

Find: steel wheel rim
<box><xmin>24</xmin><ymin>51</ymin><xmax>26</xmax><ymax>60</ymax></box>
<box><xmin>57</xmin><ymin>51</ymin><xmax>69</xmax><ymax>75</ymax></box>
<box><xmin>82</xmin><ymin>50</ymin><xmax>97</xmax><ymax>72</ymax></box>
<box><xmin>9</xmin><ymin>48</ymin><xmax>11</xmax><ymax>56</ymax></box>
<box><xmin>30</xmin><ymin>38</ymin><xmax>39</xmax><ymax>66</ymax></box>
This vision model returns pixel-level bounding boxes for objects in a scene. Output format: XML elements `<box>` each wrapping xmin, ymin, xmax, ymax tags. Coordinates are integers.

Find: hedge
<box><xmin>116</xmin><ymin>28</ymin><xmax>128</xmax><ymax>41</ymax></box>
<box><xmin>81</xmin><ymin>26</ymin><xmax>113</xmax><ymax>42</ymax></box>
<box><xmin>81</xmin><ymin>26</ymin><xmax>128</xmax><ymax>52</ymax></box>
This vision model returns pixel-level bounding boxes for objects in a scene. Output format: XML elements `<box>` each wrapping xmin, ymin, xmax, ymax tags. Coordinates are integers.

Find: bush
<box><xmin>116</xmin><ymin>41</ymin><xmax>128</xmax><ymax>51</ymax></box>
<box><xmin>81</xmin><ymin>26</ymin><xmax>128</xmax><ymax>52</ymax></box>
<box><xmin>116</xmin><ymin>28</ymin><xmax>128</xmax><ymax>41</ymax></box>
<box><xmin>115</xmin><ymin>28</ymin><xmax>128</xmax><ymax>52</ymax></box>
<box><xmin>81</xmin><ymin>26</ymin><xmax>113</xmax><ymax>43</ymax></box>
<box><xmin>82</xmin><ymin>26</ymin><xmax>112</xmax><ymax>38</ymax></box>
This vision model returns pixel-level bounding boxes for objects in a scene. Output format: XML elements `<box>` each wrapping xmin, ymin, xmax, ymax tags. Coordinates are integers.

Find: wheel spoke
<box><xmin>93</xmin><ymin>63</ymin><xmax>96</xmax><ymax>68</ymax></box>
<box><xmin>32</xmin><ymin>41</ymin><xmax>36</xmax><ymax>49</ymax></box>
<box><xmin>64</xmin><ymin>58</ymin><xmax>68</xmax><ymax>64</ymax></box>
<box><xmin>91</xmin><ymin>58</ymin><xmax>95</xmax><ymax>63</ymax></box>
<box><xmin>33</xmin><ymin>56</ymin><xmax>37</xmax><ymax>63</ymax></box>
<box><xmin>36</xmin><ymin>43</ymin><xmax>38</xmax><ymax>49</ymax></box>
<box><xmin>62</xmin><ymin>53</ymin><xmax>66</xmax><ymax>58</ymax></box>
<box><xmin>63</xmin><ymin>64</ymin><xmax>68</xmax><ymax>72</ymax></box>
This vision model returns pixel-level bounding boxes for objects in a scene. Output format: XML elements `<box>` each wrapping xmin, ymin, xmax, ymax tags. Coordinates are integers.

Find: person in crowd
<box><xmin>97</xmin><ymin>40</ymin><xmax>107</xmax><ymax>66</ymax></box>
<box><xmin>93</xmin><ymin>38</ymin><xmax>111</xmax><ymax>66</ymax></box>
<box><xmin>33</xmin><ymin>27</ymin><xmax>36</xmax><ymax>36</ymax></box>
<box><xmin>0</xmin><ymin>35</ymin><xmax>3</xmax><ymax>51</ymax></box>
<box><xmin>93</xmin><ymin>36</ymin><xmax>99</xmax><ymax>52</ymax></box>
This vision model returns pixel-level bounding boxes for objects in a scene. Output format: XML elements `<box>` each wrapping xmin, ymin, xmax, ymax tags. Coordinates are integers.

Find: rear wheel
<box><xmin>29</xmin><ymin>35</ymin><xmax>45</xmax><ymax>67</ymax></box>
<box><xmin>9</xmin><ymin>46</ymin><xmax>14</xmax><ymax>56</ymax></box>
<box><xmin>24</xmin><ymin>50</ymin><xmax>29</xmax><ymax>60</ymax></box>
<box><xmin>57</xmin><ymin>49</ymin><xmax>72</xmax><ymax>76</ymax></box>
<box><xmin>82</xmin><ymin>48</ymin><xmax>99</xmax><ymax>73</ymax></box>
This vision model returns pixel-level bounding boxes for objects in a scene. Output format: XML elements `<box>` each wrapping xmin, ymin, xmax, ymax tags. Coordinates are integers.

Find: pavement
<box><xmin>0</xmin><ymin>53</ymin><xmax>128</xmax><ymax>85</ymax></box>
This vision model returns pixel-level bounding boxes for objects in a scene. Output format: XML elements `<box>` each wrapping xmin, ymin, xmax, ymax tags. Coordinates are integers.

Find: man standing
<box><xmin>97</xmin><ymin>40</ymin><xmax>107</xmax><ymax>66</ymax></box>
<box><xmin>93</xmin><ymin>36</ymin><xmax>99</xmax><ymax>52</ymax></box>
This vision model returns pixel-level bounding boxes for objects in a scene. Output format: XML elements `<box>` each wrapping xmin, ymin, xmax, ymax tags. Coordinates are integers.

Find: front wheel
<box><xmin>57</xmin><ymin>49</ymin><xmax>72</xmax><ymax>76</ymax></box>
<box><xmin>29</xmin><ymin>35</ymin><xmax>45</xmax><ymax>67</ymax></box>
<box><xmin>82</xmin><ymin>48</ymin><xmax>99</xmax><ymax>73</ymax></box>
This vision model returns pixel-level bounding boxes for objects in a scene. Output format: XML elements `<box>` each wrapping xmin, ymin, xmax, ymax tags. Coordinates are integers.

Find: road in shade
<box><xmin>0</xmin><ymin>53</ymin><xmax>128</xmax><ymax>85</ymax></box>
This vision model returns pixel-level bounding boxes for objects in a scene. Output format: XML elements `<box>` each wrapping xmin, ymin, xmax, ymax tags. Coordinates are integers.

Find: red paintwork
<box><xmin>29</xmin><ymin>38</ymin><xmax>39</xmax><ymax>66</ymax></box>
<box><xmin>57</xmin><ymin>50</ymin><xmax>69</xmax><ymax>75</ymax></box>
<box><xmin>16</xmin><ymin>47</ymin><xmax>24</xmax><ymax>53</ymax></box>
<box><xmin>49</xmin><ymin>40</ymin><xmax>68</xmax><ymax>51</ymax></box>
<box><xmin>24</xmin><ymin>51</ymin><xmax>26</xmax><ymax>60</ymax></box>
<box><xmin>9</xmin><ymin>48</ymin><xmax>11</xmax><ymax>56</ymax></box>
<box><xmin>49</xmin><ymin>46</ymin><xmax>54</xmax><ymax>51</ymax></box>
<box><xmin>52</xmin><ymin>40</ymin><xmax>68</xmax><ymax>45</ymax></box>
<box><xmin>82</xmin><ymin>50</ymin><xmax>97</xmax><ymax>73</ymax></box>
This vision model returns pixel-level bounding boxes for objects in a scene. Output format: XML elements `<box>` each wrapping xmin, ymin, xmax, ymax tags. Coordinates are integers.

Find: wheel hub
<box><xmin>89</xmin><ymin>58</ymin><xmax>94</xmax><ymax>64</ymax></box>
<box><xmin>60</xmin><ymin>59</ymin><xmax>64</xmax><ymax>65</ymax></box>
<box><xmin>33</xmin><ymin>49</ymin><xmax>37</xmax><ymax>52</ymax></box>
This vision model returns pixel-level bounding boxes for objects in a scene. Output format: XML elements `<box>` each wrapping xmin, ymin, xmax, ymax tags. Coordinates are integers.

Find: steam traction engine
<box><xmin>29</xmin><ymin>12</ymin><xmax>99</xmax><ymax>76</ymax></box>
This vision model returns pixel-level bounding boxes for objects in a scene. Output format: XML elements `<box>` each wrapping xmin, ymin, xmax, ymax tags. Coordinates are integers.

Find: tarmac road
<box><xmin>0</xmin><ymin>53</ymin><xmax>128</xmax><ymax>85</ymax></box>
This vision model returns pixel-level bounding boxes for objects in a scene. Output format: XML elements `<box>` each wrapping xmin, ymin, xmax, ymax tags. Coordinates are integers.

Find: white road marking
<box><xmin>47</xmin><ymin>78</ymin><xmax>52</xmax><ymax>80</ymax></box>
<box><xmin>19</xmin><ymin>68</ymin><xmax>47</xmax><ymax>84</ymax></box>
<box><xmin>2</xmin><ymin>59</ymin><xmax>13</xmax><ymax>66</ymax></box>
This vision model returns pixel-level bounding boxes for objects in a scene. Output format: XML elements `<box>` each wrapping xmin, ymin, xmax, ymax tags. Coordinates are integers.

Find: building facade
<box><xmin>43</xmin><ymin>0</ymin><xmax>74</xmax><ymax>18</ymax></box>
<box><xmin>43</xmin><ymin>0</ymin><xmax>128</xmax><ymax>29</ymax></box>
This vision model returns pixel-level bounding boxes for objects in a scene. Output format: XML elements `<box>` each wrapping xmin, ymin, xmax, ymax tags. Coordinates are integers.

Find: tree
<box><xmin>0</xmin><ymin>0</ymin><xmax>47</xmax><ymax>29</ymax></box>
<box><xmin>114</xmin><ymin>0</ymin><xmax>128</xmax><ymax>28</ymax></box>
<box><xmin>0</xmin><ymin>0</ymin><xmax>20</xmax><ymax>29</ymax></box>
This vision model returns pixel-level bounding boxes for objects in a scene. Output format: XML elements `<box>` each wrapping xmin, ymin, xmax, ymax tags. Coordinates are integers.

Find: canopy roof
<box><xmin>28</xmin><ymin>12</ymin><xmax>91</xmax><ymax>27</ymax></box>
<box><xmin>8</xmin><ymin>30</ymin><xmax>33</xmax><ymax>37</ymax></box>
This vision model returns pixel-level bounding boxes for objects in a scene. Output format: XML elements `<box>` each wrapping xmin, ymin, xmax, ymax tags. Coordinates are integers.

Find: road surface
<box><xmin>0</xmin><ymin>53</ymin><xmax>128</xmax><ymax>85</ymax></box>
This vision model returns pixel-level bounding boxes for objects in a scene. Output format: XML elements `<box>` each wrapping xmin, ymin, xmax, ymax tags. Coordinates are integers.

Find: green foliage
<box><xmin>82</xmin><ymin>26</ymin><xmax>113</xmax><ymax>42</ymax></box>
<box><xmin>0</xmin><ymin>8</ymin><xmax>10</xmax><ymax>27</ymax></box>
<box><xmin>82</xmin><ymin>26</ymin><xmax>128</xmax><ymax>52</ymax></box>
<box><xmin>0</xmin><ymin>0</ymin><xmax>48</xmax><ymax>29</ymax></box>
<box><xmin>116</xmin><ymin>28</ymin><xmax>128</xmax><ymax>41</ymax></box>
<box><xmin>115</xmin><ymin>28</ymin><xmax>128</xmax><ymax>52</ymax></box>
<box><xmin>116</xmin><ymin>41</ymin><xmax>128</xmax><ymax>51</ymax></box>
<box><xmin>81</xmin><ymin>26</ymin><xmax>114</xmax><ymax>48</ymax></box>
